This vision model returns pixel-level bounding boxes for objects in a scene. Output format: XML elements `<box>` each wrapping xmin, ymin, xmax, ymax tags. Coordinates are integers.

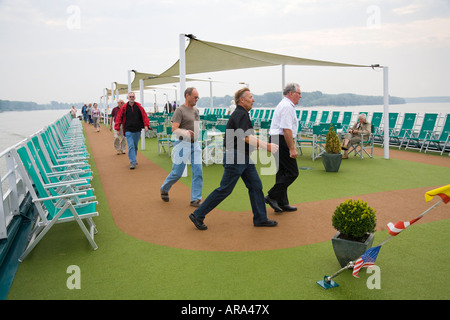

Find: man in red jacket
<box><xmin>114</xmin><ymin>92</ymin><xmax>150</xmax><ymax>169</ymax></box>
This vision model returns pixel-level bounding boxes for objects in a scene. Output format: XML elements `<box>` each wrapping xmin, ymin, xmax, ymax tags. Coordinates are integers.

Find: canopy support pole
<box><xmin>383</xmin><ymin>66</ymin><xmax>389</xmax><ymax>159</ymax></box>
<box><xmin>128</xmin><ymin>70</ymin><xmax>132</xmax><ymax>94</ymax></box>
<box><xmin>140</xmin><ymin>78</ymin><xmax>145</xmax><ymax>150</ymax></box>
<box><xmin>281</xmin><ymin>64</ymin><xmax>286</xmax><ymax>96</ymax></box>
<box><xmin>179</xmin><ymin>34</ymin><xmax>187</xmax><ymax>103</ymax></box>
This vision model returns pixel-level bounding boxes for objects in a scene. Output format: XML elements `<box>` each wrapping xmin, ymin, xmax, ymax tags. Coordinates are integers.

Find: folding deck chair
<box><xmin>347</xmin><ymin>124</ymin><xmax>375</xmax><ymax>159</ymax></box>
<box><xmin>389</xmin><ymin>113</ymin><xmax>418</xmax><ymax>148</ymax></box>
<box><xmin>319</xmin><ymin>111</ymin><xmax>329</xmax><ymax>124</ymax></box>
<box><xmin>32</xmin><ymin>134</ymin><xmax>92</xmax><ymax>180</ymax></box>
<box><xmin>330</xmin><ymin>111</ymin><xmax>340</xmax><ymax>124</ymax></box>
<box><xmin>304</xmin><ymin>110</ymin><xmax>318</xmax><ymax>135</ymax></box>
<box><xmin>341</xmin><ymin>112</ymin><xmax>353</xmax><ymax>132</ymax></box>
<box><xmin>370</xmin><ymin>112</ymin><xmax>383</xmax><ymax>131</ymax></box>
<box><xmin>157</xmin><ymin>125</ymin><xmax>174</xmax><ymax>155</ymax></box>
<box><xmin>13</xmin><ymin>144</ymin><xmax>98</xmax><ymax>262</ymax></box>
<box><xmin>298</xmin><ymin>110</ymin><xmax>309</xmax><ymax>133</ymax></box>
<box><xmin>36</xmin><ymin>132</ymin><xmax>91</xmax><ymax>175</ymax></box>
<box><xmin>311</xmin><ymin>124</ymin><xmax>330</xmax><ymax>160</ymax></box>
<box><xmin>423</xmin><ymin>114</ymin><xmax>450</xmax><ymax>155</ymax></box>
<box><xmin>26</xmin><ymin>138</ymin><xmax>94</xmax><ymax>201</ymax></box>
<box><xmin>374</xmin><ymin>112</ymin><xmax>399</xmax><ymax>145</ymax></box>
<box><xmin>404</xmin><ymin>113</ymin><xmax>439</xmax><ymax>151</ymax></box>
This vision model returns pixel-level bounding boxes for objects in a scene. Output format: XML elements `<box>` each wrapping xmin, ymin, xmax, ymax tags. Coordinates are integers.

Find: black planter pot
<box><xmin>322</xmin><ymin>153</ymin><xmax>342</xmax><ymax>172</ymax></box>
<box><xmin>331</xmin><ymin>232</ymin><xmax>375</xmax><ymax>268</ymax></box>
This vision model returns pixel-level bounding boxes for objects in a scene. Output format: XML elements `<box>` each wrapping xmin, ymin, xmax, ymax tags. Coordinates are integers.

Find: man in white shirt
<box><xmin>265</xmin><ymin>83</ymin><xmax>301</xmax><ymax>213</ymax></box>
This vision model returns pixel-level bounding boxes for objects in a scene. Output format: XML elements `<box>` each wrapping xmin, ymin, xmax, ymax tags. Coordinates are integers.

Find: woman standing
<box><xmin>92</xmin><ymin>103</ymin><xmax>101</xmax><ymax>132</ymax></box>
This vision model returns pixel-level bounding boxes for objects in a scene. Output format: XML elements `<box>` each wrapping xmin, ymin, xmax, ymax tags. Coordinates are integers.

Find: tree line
<box><xmin>0</xmin><ymin>100</ymin><xmax>82</xmax><ymax>113</ymax></box>
<box><xmin>196</xmin><ymin>91</ymin><xmax>406</xmax><ymax>108</ymax></box>
<box><xmin>1</xmin><ymin>90</ymin><xmax>406</xmax><ymax>113</ymax></box>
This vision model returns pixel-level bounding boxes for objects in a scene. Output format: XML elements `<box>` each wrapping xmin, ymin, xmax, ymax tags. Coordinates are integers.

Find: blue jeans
<box><xmin>193</xmin><ymin>150</ymin><xmax>268</xmax><ymax>225</ymax></box>
<box><xmin>161</xmin><ymin>140</ymin><xmax>203</xmax><ymax>201</ymax></box>
<box><xmin>125</xmin><ymin>131</ymin><xmax>141</xmax><ymax>165</ymax></box>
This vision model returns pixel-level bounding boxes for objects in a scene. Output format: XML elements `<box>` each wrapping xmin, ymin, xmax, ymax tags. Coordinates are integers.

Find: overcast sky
<box><xmin>1</xmin><ymin>0</ymin><xmax>449</xmax><ymax>105</ymax></box>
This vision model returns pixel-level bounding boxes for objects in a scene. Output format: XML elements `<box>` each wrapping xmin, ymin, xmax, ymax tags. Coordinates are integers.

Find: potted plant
<box><xmin>331</xmin><ymin>199</ymin><xmax>377</xmax><ymax>267</ymax></box>
<box><xmin>322</xmin><ymin>124</ymin><xmax>342</xmax><ymax>172</ymax></box>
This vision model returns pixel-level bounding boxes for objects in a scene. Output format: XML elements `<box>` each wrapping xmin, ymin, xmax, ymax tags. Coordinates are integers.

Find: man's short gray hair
<box><xmin>283</xmin><ymin>83</ymin><xmax>300</xmax><ymax>96</ymax></box>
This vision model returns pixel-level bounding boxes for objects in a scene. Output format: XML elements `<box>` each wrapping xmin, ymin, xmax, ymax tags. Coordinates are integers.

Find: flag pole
<box><xmin>377</xmin><ymin>199</ymin><xmax>443</xmax><ymax>247</ymax></box>
<box><xmin>317</xmin><ymin>198</ymin><xmax>444</xmax><ymax>289</ymax></box>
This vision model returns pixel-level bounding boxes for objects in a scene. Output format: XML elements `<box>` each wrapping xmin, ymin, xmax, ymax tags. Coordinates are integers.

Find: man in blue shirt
<box><xmin>189</xmin><ymin>87</ymin><xmax>279</xmax><ymax>230</ymax></box>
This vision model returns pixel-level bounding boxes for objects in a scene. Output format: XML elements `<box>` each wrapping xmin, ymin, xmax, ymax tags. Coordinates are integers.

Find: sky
<box><xmin>1</xmin><ymin>0</ymin><xmax>450</xmax><ymax>105</ymax></box>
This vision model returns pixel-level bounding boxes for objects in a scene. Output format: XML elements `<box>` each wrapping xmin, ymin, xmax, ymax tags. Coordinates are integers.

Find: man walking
<box><xmin>110</xmin><ymin>99</ymin><xmax>127</xmax><ymax>155</ymax></box>
<box><xmin>160</xmin><ymin>87</ymin><xmax>203</xmax><ymax>207</ymax></box>
<box><xmin>265</xmin><ymin>83</ymin><xmax>301</xmax><ymax>213</ymax></box>
<box><xmin>114</xmin><ymin>92</ymin><xmax>150</xmax><ymax>169</ymax></box>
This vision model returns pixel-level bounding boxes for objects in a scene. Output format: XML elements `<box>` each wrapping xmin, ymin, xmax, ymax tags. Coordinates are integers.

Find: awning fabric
<box><xmin>160</xmin><ymin>38</ymin><xmax>370</xmax><ymax>77</ymax></box>
<box><xmin>131</xmin><ymin>72</ymin><xmax>181</xmax><ymax>89</ymax></box>
<box><xmin>111</xmin><ymin>36</ymin><xmax>372</xmax><ymax>95</ymax></box>
<box><xmin>130</xmin><ymin>71</ymin><xmax>215</xmax><ymax>91</ymax></box>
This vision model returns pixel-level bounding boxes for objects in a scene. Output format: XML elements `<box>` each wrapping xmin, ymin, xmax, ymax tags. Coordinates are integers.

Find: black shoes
<box><xmin>189</xmin><ymin>214</ymin><xmax>278</xmax><ymax>230</ymax></box>
<box><xmin>190</xmin><ymin>199</ymin><xmax>202</xmax><ymax>207</ymax></box>
<box><xmin>189</xmin><ymin>214</ymin><xmax>207</xmax><ymax>230</ymax></box>
<box><xmin>254</xmin><ymin>219</ymin><xmax>278</xmax><ymax>227</ymax></box>
<box><xmin>264</xmin><ymin>195</ymin><xmax>283</xmax><ymax>212</ymax></box>
<box><xmin>160</xmin><ymin>188</ymin><xmax>169</xmax><ymax>202</ymax></box>
<box><xmin>280</xmin><ymin>205</ymin><xmax>297</xmax><ymax>212</ymax></box>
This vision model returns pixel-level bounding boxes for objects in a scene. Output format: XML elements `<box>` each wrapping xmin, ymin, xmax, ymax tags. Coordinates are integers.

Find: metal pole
<box><xmin>179</xmin><ymin>34</ymin><xmax>186</xmax><ymax>103</ymax></box>
<box><xmin>140</xmin><ymin>78</ymin><xmax>145</xmax><ymax>150</ymax></box>
<box><xmin>383</xmin><ymin>66</ymin><xmax>389</xmax><ymax>159</ymax></box>
<box><xmin>128</xmin><ymin>70</ymin><xmax>132</xmax><ymax>94</ymax></box>
<box><xmin>209</xmin><ymin>78</ymin><xmax>213</xmax><ymax>108</ymax></box>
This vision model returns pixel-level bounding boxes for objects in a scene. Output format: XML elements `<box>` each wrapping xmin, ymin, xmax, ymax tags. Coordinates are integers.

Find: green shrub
<box><xmin>325</xmin><ymin>124</ymin><xmax>341</xmax><ymax>154</ymax></box>
<box><xmin>332</xmin><ymin>199</ymin><xmax>376</xmax><ymax>241</ymax></box>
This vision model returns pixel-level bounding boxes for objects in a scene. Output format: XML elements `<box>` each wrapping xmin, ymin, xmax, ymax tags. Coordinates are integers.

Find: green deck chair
<box><xmin>348</xmin><ymin>124</ymin><xmax>375</xmax><ymax>159</ymax></box>
<box><xmin>404</xmin><ymin>113</ymin><xmax>439</xmax><ymax>151</ymax></box>
<box><xmin>23</xmin><ymin>139</ymin><xmax>95</xmax><ymax>207</ymax></box>
<box><xmin>424</xmin><ymin>114</ymin><xmax>450</xmax><ymax>155</ymax></box>
<box><xmin>370</xmin><ymin>112</ymin><xmax>383</xmax><ymax>130</ymax></box>
<box><xmin>157</xmin><ymin>124</ymin><xmax>173</xmax><ymax>155</ymax></box>
<box><xmin>319</xmin><ymin>111</ymin><xmax>329</xmax><ymax>123</ymax></box>
<box><xmin>298</xmin><ymin>110</ymin><xmax>309</xmax><ymax>133</ymax></box>
<box><xmin>311</xmin><ymin>124</ymin><xmax>330</xmax><ymax>160</ymax></box>
<box><xmin>374</xmin><ymin>112</ymin><xmax>399</xmax><ymax>145</ymax></box>
<box><xmin>13</xmin><ymin>145</ymin><xmax>98</xmax><ymax>262</ymax></box>
<box><xmin>341</xmin><ymin>112</ymin><xmax>353</xmax><ymax>132</ymax></box>
<box><xmin>390</xmin><ymin>113</ymin><xmax>417</xmax><ymax>148</ymax></box>
<box><xmin>305</xmin><ymin>110</ymin><xmax>318</xmax><ymax>134</ymax></box>
<box><xmin>32</xmin><ymin>135</ymin><xmax>92</xmax><ymax>182</ymax></box>
<box><xmin>330</xmin><ymin>111</ymin><xmax>340</xmax><ymax>124</ymax></box>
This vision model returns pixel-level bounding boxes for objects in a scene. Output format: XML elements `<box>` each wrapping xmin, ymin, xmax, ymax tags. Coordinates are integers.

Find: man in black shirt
<box><xmin>115</xmin><ymin>92</ymin><xmax>150</xmax><ymax>169</ymax></box>
<box><xmin>189</xmin><ymin>88</ymin><xmax>279</xmax><ymax>230</ymax></box>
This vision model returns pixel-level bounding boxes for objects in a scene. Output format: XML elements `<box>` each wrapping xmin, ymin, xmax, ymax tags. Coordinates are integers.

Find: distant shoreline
<box><xmin>1</xmin><ymin>94</ymin><xmax>450</xmax><ymax>112</ymax></box>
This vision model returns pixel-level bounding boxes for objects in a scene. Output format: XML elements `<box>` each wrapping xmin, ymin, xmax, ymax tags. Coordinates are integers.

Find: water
<box><xmin>0</xmin><ymin>109</ymin><xmax>70</xmax><ymax>153</ymax></box>
<box><xmin>0</xmin><ymin>109</ymin><xmax>70</xmax><ymax>197</ymax></box>
<box><xmin>1</xmin><ymin>103</ymin><xmax>448</xmax><ymax>153</ymax></box>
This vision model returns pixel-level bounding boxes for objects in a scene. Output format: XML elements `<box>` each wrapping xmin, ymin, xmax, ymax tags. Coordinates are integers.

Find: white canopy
<box><xmin>160</xmin><ymin>36</ymin><xmax>371</xmax><ymax>77</ymax></box>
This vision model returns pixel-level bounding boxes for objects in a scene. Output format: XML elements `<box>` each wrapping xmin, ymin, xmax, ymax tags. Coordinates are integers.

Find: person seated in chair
<box><xmin>341</xmin><ymin>113</ymin><xmax>371</xmax><ymax>159</ymax></box>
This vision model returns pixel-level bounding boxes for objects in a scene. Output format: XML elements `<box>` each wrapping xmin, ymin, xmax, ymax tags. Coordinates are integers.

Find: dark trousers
<box><xmin>267</xmin><ymin>135</ymin><xmax>299</xmax><ymax>206</ymax></box>
<box><xmin>193</xmin><ymin>150</ymin><xmax>268</xmax><ymax>225</ymax></box>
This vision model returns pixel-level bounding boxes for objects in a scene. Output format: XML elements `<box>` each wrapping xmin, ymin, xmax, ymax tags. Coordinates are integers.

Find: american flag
<box><xmin>387</xmin><ymin>217</ymin><xmax>421</xmax><ymax>236</ymax></box>
<box><xmin>352</xmin><ymin>246</ymin><xmax>381</xmax><ymax>278</ymax></box>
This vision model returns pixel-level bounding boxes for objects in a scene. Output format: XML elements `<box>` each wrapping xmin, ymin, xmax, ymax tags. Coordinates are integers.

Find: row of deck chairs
<box><xmin>296</xmin><ymin>110</ymin><xmax>450</xmax><ymax>156</ymax></box>
<box><xmin>372</xmin><ymin>113</ymin><xmax>450</xmax><ymax>155</ymax></box>
<box><xmin>11</xmin><ymin>114</ymin><xmax>98</xmax><ymax>261</ymax></box>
